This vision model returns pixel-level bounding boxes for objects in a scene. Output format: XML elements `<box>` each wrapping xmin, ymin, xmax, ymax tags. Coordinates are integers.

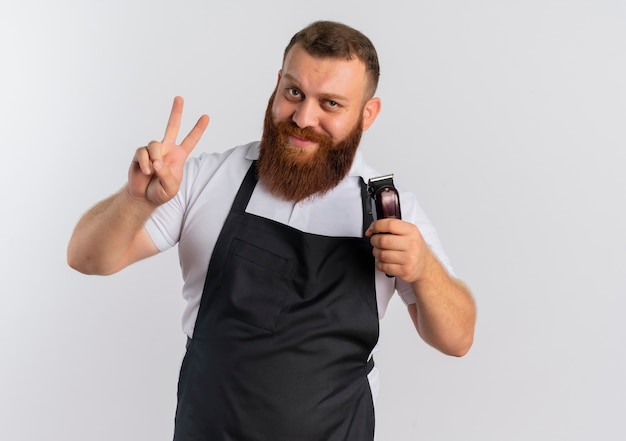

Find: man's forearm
<box><xmin>67</xmin><ymin>186</ymin><xmax>157</xmax><ymax>275</ymax></box>
<box><xmin>409</xmin><ymin>252</ymin><xmax>476</xmax><ymax>356</ymax></box>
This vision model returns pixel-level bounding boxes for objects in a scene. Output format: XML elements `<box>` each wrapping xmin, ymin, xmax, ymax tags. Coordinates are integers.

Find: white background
<box><xmin>1</xmin><ymin>1</ymin><xmax>625</xmax><ymax>439</ymax></box>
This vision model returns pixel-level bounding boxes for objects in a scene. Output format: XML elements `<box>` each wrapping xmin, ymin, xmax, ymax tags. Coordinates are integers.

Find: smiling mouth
<box><xmin>288</xmin><ymin>134</ymin><xmax>318</xmax><ymax>149</ymax></box>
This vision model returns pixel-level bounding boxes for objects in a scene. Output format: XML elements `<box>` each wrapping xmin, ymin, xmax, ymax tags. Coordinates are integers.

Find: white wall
<box><xmin>1</xmin><ymin>1</ymin><xmax>624</xmax><ymax>439</ymax></box>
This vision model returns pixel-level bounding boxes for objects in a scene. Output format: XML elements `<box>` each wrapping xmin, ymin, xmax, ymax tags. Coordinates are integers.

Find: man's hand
<box><xmin>129</xmin><ymin>96</ymin><xmax>209</xmax><ymax>206</ymax></box>
<box><xmin>67</xmin><ymin>97</ymin><xmax>209</xmax><ymax>275</ymax></box>
<box><xmin>366</xmin><ymin>218</ymin><xmax>429</xmax><ymax>283</ymax></box>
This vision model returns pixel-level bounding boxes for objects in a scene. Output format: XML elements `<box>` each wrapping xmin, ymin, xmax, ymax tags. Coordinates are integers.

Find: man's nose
<box><xmin>291</xmin><ymin>99</ymin><xmax>319</xmax><ymax>129</ymax></box>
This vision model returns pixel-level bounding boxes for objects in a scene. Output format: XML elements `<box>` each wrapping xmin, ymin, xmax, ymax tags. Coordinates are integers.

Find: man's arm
<box><xmin>67</xmin><ymin>187</ymin><xmax>160</xmax><ymax>275</ymax></box>
<box><xmin>366</xmin><ymin>219</ymin><xmax>476</xmax><ymax>356</ymax></box>
<box><xmin>67</xmin><ymin>96</ymin><xmax>209</xmax><ymax>275</ymax></box>
<box><xmin>406</xmin><ymin>252</ymin><xmax>475</xmax><ymax>356</ymax></box>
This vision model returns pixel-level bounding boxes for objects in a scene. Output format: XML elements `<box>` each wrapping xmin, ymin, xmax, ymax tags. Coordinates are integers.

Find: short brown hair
<box><xmin>283</xmin><ymin>21</ymin><xmax>380</xmax><ymax>98</ymax></box>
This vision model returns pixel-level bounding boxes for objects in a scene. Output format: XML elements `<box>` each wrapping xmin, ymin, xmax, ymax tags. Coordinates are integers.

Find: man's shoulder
<box><xmin>348</xmin><ymin>150</ymin><xmax>389</xmax><ymax>183</ymax></box>
<box><xmin>184</xmin><ymin>142</ymin><xmax>257</xmax><ymax>176</ymax></box>
<box><xmin>191</xmin><ymin>141</ymin><xmax>260</xmax><ymax>165</ymax></box>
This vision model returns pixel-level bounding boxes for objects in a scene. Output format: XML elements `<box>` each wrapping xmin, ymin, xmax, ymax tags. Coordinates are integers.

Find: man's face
<box><xmin>257</xmin><ymin>44</ymin><xmax>380</xmax><ymax>202</ymax></box>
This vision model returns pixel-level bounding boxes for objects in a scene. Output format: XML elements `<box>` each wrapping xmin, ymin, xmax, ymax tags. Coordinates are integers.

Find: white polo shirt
<box><xmin>145</xmin><ymin>141</ymin><xmax>454</xmax><ymax>401</ymax></box>
<box><xmin>146</xmin><ymin>140</ymin><xmax>454</xmax><ymax>334</ymax></box>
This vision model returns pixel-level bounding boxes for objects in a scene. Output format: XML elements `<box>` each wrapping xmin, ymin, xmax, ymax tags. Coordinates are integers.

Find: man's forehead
<box><xmin>280</xmin><ymin>46</ymin><xmax>368</xmax><ymax>98</ymax></box>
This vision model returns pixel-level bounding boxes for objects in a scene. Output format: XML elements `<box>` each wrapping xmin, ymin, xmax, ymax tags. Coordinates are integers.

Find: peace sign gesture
<box><xmin>129</xmin><ymin>96</ymin><xmax>209</xmax><ymax>206</ymax></box>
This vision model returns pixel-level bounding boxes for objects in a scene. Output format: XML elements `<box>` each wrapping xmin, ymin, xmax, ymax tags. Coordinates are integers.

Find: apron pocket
<box><xmin>221</xmin><ymin>238</ymin><xmax>294</xmax><ymax>332</ymax></box>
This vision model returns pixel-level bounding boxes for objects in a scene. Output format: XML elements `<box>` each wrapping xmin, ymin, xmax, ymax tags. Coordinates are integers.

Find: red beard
<box><xmin>257</xmin><ymin>92</ymin><xmax>363</xmax><ymax>202</ymax></box>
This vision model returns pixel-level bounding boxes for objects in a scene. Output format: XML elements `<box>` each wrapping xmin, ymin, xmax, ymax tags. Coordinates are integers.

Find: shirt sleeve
<box><xmin>394</xmin><ymin>189</ymin><xmax>456</xmax><ymax>305</ymax></box>
<box><xmin>144</xmin><ymin>155</ymin><xmax>204</xmax><ymax>252</ymax></box>
<box><xmin>144</xmin><ymin>146</ymin><xmax>249</xmax><ymax>252</ymax></box>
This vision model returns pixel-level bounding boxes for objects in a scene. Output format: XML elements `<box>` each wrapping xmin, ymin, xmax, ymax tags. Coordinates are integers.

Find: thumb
<box><xmin>150</xmin><ymin>160</ymin><xmax>180</xmax><ymax>203</ymax></box>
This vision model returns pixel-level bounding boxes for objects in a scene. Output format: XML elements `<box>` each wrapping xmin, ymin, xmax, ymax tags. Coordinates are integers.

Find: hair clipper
<box><xmin>368</xmin><ymin>174</ymin><xmax>402</xmax><ymax>278</ymax></box>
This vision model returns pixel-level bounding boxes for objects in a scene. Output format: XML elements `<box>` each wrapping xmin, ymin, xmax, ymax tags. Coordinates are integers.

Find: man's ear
<box><xmin>361</xmin><ymin>97</ymin><xmax>381</xmax><ymax>131</ymax></box>
<box><xmin>276</xmin><ymin>69</ymin><xmax>282</xmax><ymax>85</ymax></box>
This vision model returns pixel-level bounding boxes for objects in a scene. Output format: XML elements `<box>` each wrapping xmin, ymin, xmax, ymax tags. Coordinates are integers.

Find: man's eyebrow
<box><xmin>282</xmin><ymin>73</ymin><xmax>350</xmax><ymax>103</ymax></box>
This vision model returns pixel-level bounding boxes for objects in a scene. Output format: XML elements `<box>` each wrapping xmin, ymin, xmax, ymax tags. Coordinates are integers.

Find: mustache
<box><xmin>276</xmin><ymin>121</ymin><xmax>331</xmax><ymax>145</ymax></box>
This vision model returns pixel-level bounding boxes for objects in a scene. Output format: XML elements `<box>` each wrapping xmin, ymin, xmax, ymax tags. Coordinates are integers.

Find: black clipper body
<box><xmin>367</xmin><ymin>174</ymin><xmax>402</xmax><ymax>220</ymax></box>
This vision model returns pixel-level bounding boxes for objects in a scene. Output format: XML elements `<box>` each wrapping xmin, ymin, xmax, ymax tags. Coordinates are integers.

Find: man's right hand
<box><xmin>67</xmin><ymin>97</ymin><xmax>209</xmax><ymax>275</ymax></box>
<box><xmin>128</xmin><ymin>96</ymin><xmax>209</xmax><ymax>206</ymax></box>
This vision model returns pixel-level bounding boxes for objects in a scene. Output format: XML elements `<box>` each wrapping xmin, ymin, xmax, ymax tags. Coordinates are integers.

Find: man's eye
<box><xmin>324</xmin><ymin>100</ymin><xmax>342</xmax><ymax>110</ymax></box>
<box><xmin>287</xmin><ymin>88</ymin><xmax>302</xmax><ymax>98</ymax></box>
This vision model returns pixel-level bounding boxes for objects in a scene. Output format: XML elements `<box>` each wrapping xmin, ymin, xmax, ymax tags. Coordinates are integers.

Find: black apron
<box><xmin>174</xmin><ymin>162</ymin><xmax>379</xmax><ymax>441</ymax></box>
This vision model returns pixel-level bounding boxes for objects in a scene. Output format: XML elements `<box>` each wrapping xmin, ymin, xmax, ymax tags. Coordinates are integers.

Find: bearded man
<box><xmin>68</xmin><ymin>20</ymin><xmax>476</xmax><ymax>441</ymax></box>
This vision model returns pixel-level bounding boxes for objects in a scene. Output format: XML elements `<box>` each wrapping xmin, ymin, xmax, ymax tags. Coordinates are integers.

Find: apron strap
<box><xmin>231</xmin><ymin>161</ymin><xmax>259</xmax><ymax>212</ymax></box>
<box><xmin>360</xmin><ymin>178</ymin><xmax>374</xmax><ymax>236</ymax></box>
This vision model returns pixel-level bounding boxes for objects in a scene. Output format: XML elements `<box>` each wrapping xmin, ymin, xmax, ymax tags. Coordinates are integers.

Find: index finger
<box><xmin>180</xmin><ymin>114</ymin><xmax>210</xmax><ymax>153</ymax></box>
<box><xmin>368</xmin><ymin>218</ymin><xmax>408</xmax><ymax>236</ymax></box>
<box><xmin>163</xmin><ymin>96</ymin><xmax>184</xmax><ymax>143</ymax></box>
